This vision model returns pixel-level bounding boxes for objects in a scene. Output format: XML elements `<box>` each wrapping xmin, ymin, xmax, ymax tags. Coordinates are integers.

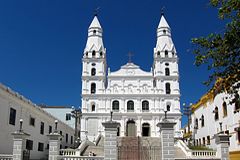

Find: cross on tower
<box><xmin>128</xmin><ymin>52</ymin><xmax>134</xmax><ymax>63</ymax></box>
<box><xmin>161</xmin><ymin>6</ymin><xmax>165</xmax><ymax>15</ymax></box>
<box><xmin>94</xmin><ymin>7</ymin><xmax>101</xmax><ymax>16</ymax></box>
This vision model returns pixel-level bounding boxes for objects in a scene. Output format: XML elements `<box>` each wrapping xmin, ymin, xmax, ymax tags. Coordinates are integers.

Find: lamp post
<box><xmin>183</xmin><ymin>103</ymin><xmax>192</xmax><ymax>133</ymax></box>
<box><xmin>164</xmin><ymin>110</ymin><xmax>168</xmax><ymax>120</ymax></box>
<box><xmin>219</xmin><ymin>122</ymin><xmax>223</xmax><ymax>133</ymax></box>
<box><xmin>19</xmin><ymin>119</ymin><xmax>23</xmax><ymax>132</ymax></box>
<box><xmin>54</xmin><ymin>120</ymin><xmax>58</xmax><ymax>133</ymax></box>
<box><xmin>71</xmin><ymin>106</ymin><xmax>82</xmax><ymax>148</ymax></box>
<box><xmin>183</xmin><ymin>103</ymin><xmax>192</xmax><ymax>146</ymax></box>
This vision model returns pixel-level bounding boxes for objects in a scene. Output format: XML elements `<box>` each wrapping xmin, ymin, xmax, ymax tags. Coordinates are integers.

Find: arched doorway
<box><xmin>142</xmin><ymin>123</ymin><xmax>150</xmax><ymax>137</ymax></box>
<box><xmin>126</xmin><ymin>120</ymin><xmax>136</xmax><ymax>137</ymax></box>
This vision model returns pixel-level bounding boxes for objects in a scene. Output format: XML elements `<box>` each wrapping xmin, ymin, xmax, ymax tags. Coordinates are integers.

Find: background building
<box><xmin>81</xmin><ymin>14</ymin><xmax>181</xmax><ymax>141</ymax></box>
<box><xmin>0</xmin><ymin>83</ymin><xmax>75</xmax><ymax>159</ymax></box>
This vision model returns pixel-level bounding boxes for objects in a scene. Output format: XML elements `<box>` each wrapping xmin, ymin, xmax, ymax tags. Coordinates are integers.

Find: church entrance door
<box><xmin>142</xmin><ymin>123</ymin><xmax>150</xmax><ymax>137</ymax></box>
<box><xmin>126</xmin><ymin>120</ymin><xmax>136</xmax><ymax>137</ymax></box>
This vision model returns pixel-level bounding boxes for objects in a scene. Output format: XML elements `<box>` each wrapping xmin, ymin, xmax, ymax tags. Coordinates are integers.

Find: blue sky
<box><xmin>0</xmin><ymin>0</ymin><xmax>226</xmax><ymax>126</ymax></box>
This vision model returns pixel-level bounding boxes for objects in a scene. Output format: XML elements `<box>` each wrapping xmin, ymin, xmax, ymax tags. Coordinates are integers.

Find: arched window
<box><xmin>201</xmin><ymin>115</ymin><xmax>204</xmax><ymax>127</ymax></box>
<box><xmin>157</xmin><ymin>51</ymin><xmax>160</xmax><ymax>56</ymax></box>
<box><xmin>91</xmin><ymin>83</ymin><xmax>96</xmax><ymax>94</ymax></box>
<box><xmin>222</xmin><ymin>101</ymin><xmax>227</xmax><ymax>117</ymax></box>
<box><xmin>127</xmin><ymin>100</ymin><xmax>134</xmax><ymax>111</ymax></box>
<box><xmin>195</xmin><ymin>118</ymin><xmax>198</xmax><ymax>129</ymax></box>
<box><xmin>214</xmin><ymin>107</ymin><xmax>219</xmax><ymax>121</ymax></box>
<box><xmin>165</xmin><ymin>83</ymin><xmax>171</xmax><ymax>94</ymax></box>
<box><xmin>234</xmin><ymin>93</ymin><xmax>240</xmax><ymax>111</ymax></box>
<box><xmin>142</xmin><ymin>100</ymin><xmax>149</xmax><ymax>111</ymax></box>
<box><xmin>91</xmin><ymin>104</ymin><xmax>95</xmax><ymax>111</ymax></box>
<box><xmin>85</xmin><ymin>52</ymin><xmax>88</xmax><ymax>57</ymax></box>
<box><xmin>92</xmin><ymin>50</ymin><xmax>96</xmax><ymax>57</ymax></box>
<box><xmin>165</xmin><ymin>50</ymin><xmax>168</xmax><ymax>57</ymax></box>
<box><xmin>93</xmin><ymin>30</ymin><xmax>96</xmax><ymax>34</ymax></box>
<box><xmin>167</xmin><ymin>105</ymin><xmax>170</xmax><ymax>111</ymax></box>
<box><xmin>112</xmin><ymin>100</ymin><xmax>119</xmax><ymax>111</ymax></box>
<box><xmin>91</xmin><ymin>68</ymin><xmax>96</xmax><ymax>76</ymax></box>
<box><xmin>165</xmin><ymin>68</ymin><xmax>170</xmax><ymax>76</ymax></box>
<box><xmin>100</xmin><ymin>52</ymin><xmax>103</xmax><ymax>57</ymax></box>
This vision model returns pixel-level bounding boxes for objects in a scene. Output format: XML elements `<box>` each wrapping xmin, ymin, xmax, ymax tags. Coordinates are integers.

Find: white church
<box><xmin>80</xmin><ymin>14</ymin><xmax>181</xmax><ymax>141</ymax></box>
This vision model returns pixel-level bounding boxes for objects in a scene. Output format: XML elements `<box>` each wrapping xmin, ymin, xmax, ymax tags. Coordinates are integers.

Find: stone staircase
<box><xmin>81</xmin><ymin>136</ymin><xmax>104</xmax><ymax>156</ymax></box>
<box><xmin>175</xmin><ymin>146</ymin><xmax>187</xmax><ymax>159</ymax></box>
<box><xmin>82</xmin><ymin>145</ymin><xmax>104</xmax><ymax>156</ymax></box>
<box><xmin>118</xmin><ymin>137</ymin><xmax>162</xmax><ymax>160</ymax></box>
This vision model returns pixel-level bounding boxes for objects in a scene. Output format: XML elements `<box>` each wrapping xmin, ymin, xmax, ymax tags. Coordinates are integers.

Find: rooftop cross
<box><xmin>128</xmin><ymin>52</ymin><xmax>134</xmax><ymax>63</ymax></box>
<box><xmin>161</xmin><ymin>6</ymin><xmax>165</xmax><ymax>15</ymax></box>
<box><xmin>94</xmin><ymin>7</ymin><xmax>101</xmax><ymax>16</ymax></box>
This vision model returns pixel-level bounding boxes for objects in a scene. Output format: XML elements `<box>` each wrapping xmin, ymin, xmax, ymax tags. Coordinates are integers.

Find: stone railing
<box><xmin>60</xmin><ymin>149</ymin><xmax>79</xmax><ymax>156</ymax></box>
<box><xmin>94</xmin><ymin>134</ymin><xmax>102</xmax><ymax>146</ymax></box>
<box><xmin>60</xmin><ymin>156</ymin><xmax>104</xmax><ymax>160</ymax></box>
<box><xmin>0</xmin><ymin>154</ymin><xmax>13</xmax><ymax>160</ymax></box>
<box><xmin>191</xmin><ymin>150</ymin><xmax>217</xmax><ymax>158</ymax></box>
<box><xmin>175</xmin><ymin>140</ymin><xmax>217</xmax><ymax>159</ymax></box>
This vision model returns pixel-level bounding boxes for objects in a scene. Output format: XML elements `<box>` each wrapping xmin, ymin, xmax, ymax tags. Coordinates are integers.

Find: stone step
<box><xmin>174</xmin><ymin>146</ymin><xmax>187</xmax><ymax>159</ymax></box>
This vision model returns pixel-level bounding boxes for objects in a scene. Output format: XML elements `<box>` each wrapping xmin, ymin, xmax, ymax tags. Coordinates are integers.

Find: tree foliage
<box><xmin>192</xmin><ymin>0</ymin><xmax>240</xmax><ymax>94</ymax></box>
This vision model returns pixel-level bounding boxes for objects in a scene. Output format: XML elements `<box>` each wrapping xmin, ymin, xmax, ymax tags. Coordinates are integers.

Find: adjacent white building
<box><xmin>0</xmin><ymin>83</ymin><xmax>75</xmax><ymax>159</ymax></box>
<box><xmin>190</xmin><ymin>85</ymin><xmax>240</xmax><ymax>159</ymax></box>
<box><xmin>81</xmin><ymin>14</ymin><xmax>181</xmax><ymax>141</ymax></box>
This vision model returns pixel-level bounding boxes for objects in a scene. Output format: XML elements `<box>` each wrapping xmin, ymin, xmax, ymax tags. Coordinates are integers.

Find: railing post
<box><xmin>11</xmin><ymin>132</ymin><xmax>30</xmax><ymax>160</ymax></box>
<box><xmin>48</xmin><ymin>120</ymin><xmax>62</xmax><ymax>160</ymax></box>
<box><xmin>215</xmin><ymin>133</ymin><xmax>231</xmax><ymax>160</ymax></box>
<box><xmin>102</xmin><ymin>120</ymin><xmax>120</xmax><ymax>160</ymax></box>
<box><xmin>11</xmin><ymin>119</ymin><xmax>30</xmax><ymax>160</ymax></box>
<box><xmin>157</xmin><ymin>119</ymin><xmax>176</xmax><ymax>160</ymax></box>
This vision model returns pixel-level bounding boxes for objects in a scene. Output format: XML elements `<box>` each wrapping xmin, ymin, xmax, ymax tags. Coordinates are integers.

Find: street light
<box><xmin>183</xmin><ymin>103</ymin><xmax>192</xmax><ymax>133</ymax></box>
<box><xmin>183</xmin><ymin>103</ymin><xmax>193</xmax><ymax>146</ymax></box>
<box><xmin>71</xmin><ymin>106</ymin><xmax>82</xmax><ymax>148</ymax></box>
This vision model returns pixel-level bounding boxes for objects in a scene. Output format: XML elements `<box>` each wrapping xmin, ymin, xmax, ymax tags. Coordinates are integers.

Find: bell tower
<box><xmin>153</xmin><ymin>14</ymin><xmax>180</xmax><ymax>113</ymax></box>
<box><xmin>81</xmin><ymin>15</ymin><xmax>107</xmax><ymax>112</ymax></box>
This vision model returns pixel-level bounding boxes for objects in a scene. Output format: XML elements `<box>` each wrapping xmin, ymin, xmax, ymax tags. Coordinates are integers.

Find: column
<box><xmin>215</xmin><ymin>133</ymin><xmax>231</xmax><ymax>160</ymax></box>
<box><xmin>157</xmin><ymin>120</ymin><xmax>176</xmax><ymax>160</ymax></box>
<box><xmin>12</xmin><ymin>132</ymin><xmax>30</xmax><ymax>160</ymax></box>
<box><xmin>102</xmin><ymin>121</ymin><xmax>120</xmax><ymax>160</ymax></box>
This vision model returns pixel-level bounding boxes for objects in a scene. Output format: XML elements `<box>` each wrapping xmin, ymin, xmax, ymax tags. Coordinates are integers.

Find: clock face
<box><xmin>126</xmin><ymin>69</ymin><xmax>135</xmax><ymax>75</ymax></box>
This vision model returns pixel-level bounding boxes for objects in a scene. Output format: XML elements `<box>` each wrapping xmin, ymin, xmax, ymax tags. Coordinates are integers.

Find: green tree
<box><xmin>192</xmin><ymin>0</ymin><xmax>240</xmax><ymax>94</ymax></box>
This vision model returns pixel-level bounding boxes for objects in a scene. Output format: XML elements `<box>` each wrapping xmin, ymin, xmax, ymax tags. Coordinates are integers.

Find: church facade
<box><xmin>81</xmin><ymin>14</ymin><xmax>181</xmax><ymax>141</ymax></box>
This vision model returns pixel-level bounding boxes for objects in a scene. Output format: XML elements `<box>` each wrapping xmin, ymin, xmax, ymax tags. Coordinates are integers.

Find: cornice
<box><xmin>82</xmin><ymin>93</ymin><xmax>180</xmax><ymax>99</ymax></box>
